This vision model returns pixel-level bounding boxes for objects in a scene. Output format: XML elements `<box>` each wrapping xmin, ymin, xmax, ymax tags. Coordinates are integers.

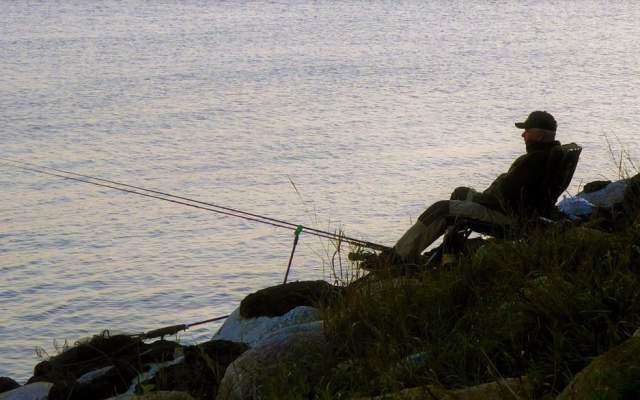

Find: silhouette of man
<box><xmin>386</xmin><ymin>111</ymin><xmax>562</xmax><ymax>264</ymax></box>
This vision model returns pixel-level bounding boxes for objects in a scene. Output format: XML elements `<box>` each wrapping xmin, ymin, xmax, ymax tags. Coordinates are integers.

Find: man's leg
<box><xmin>393</xmin><ymin>200</ymin><xmax>512</xmax><ymax>262</ymax></box>
<box><xmin>393</xmin><ymin>200</ymin><xmax>451</xmax><ymax>262</ymax></box>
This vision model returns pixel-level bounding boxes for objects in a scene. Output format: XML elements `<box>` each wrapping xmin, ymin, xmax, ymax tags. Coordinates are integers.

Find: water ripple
<box><xmin>1</xmin><ymin>0</ymin><xmax>639</xmax><ymax>383</ymax></box>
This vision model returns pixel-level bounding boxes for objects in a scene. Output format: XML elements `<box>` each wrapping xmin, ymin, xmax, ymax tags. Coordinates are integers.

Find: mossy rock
<box><xmin>0</xmin><ymin>377</ymin><xmax>20</xmax><ymax>394</ymax></box>
<box><xmin>135</xmin><ymin>391</ymin><xmax>195</xmax><ymax>400</ymax></box>
<box><xmin>557</xmin><ymin>336</ymin><xmax>640</xmax><ymax>399</ymax></box>
<box><xmin>148</xmin><ymin>340</ymin><xmax>248</xmax><ymax>399</ymax></box>
<box><xmin>239</xmin><ymin>280</ymin><xmax>341</xmax><ymax>318</ymax></box>
<box><xmin>217</xmin><ymin>321</ymin><xmax>330</xmax><ymax>400</ymax></box>
<box><xmin>354</xmin><ymin>377</ymin><xmax>531</xmax><ymax>399</ymax></box>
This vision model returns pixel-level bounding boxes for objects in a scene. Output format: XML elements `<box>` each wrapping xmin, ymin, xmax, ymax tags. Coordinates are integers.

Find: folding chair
<box><xmin>428</xmin><ymin>143</ymin><xmax>582</xmax><ymax>265</ymax></box>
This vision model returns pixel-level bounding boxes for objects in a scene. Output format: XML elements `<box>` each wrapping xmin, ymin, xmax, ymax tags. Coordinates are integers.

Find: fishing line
<box><xmin>1</xmin><ymin>158</ymin><xmax>389</xmax><ymax>251</ymax></box>
<box><xmin>4</xmin><ymin>158</ymin><xmax>311</xmax><ymax>232</ymax></box>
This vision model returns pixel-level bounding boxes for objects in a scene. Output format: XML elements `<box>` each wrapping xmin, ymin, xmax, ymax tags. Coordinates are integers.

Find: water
<box><xmin>1</xmin><ymin>1</ymin><xmax>639</xmax><ymax>382</ymax></box>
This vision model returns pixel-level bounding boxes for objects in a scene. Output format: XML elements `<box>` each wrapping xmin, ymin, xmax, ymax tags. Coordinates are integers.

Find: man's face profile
<box><xmin>521</xmin><ymin>128</ymin><xmax>548</xmax><ymax>144</ymax></box>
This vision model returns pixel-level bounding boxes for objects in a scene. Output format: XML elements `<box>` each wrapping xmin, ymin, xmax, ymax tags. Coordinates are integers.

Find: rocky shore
<box><xmin>0</xmin><ymin>281</ymin><xmax>338</xmax><ymax>400</ymax></box>
<box><xmin>3</xmin><ymin>177</ymin><xmax>640</xmax><ymax>400</ymax></box>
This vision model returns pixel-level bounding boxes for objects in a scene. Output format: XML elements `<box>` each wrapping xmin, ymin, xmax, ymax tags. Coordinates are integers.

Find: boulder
<box><xmin>578</xmin><ymin>180</ymin><xmax>627</xmax><ymax>208</ymax></box>
<box><xmin>582</xmin><ymin>180</ymin><xmax>612</xmax><ymax>194</ymax></box>
<box><xmin>354</xmin><ymin>377</ymin><xmax>531</xmax><ymax>399</ymax></box>
<box><xmin>134</xmin><ymin>391</ymin><xmax>195</xmax><ymax>400</ymax></box>
<box><xmin>212</xmin><ymin>305</ymin><xmax>321</xmax><ymax>346</ymax></box>
<box><xmin>195</xmin><ymin>340</ymin><xmax>249</xmax><ymax>369</ymax></box>
<box><xmin>0</xmin><ymin>378</ymin><xmax>20</xmax><ymax>395</ymax></box>
<box><xmin>27</xmin><ymin>333</ymin><xmax>180</xmax><ymax>400</ymax></box>
<box><xmin>573</xmin><ymin>175</ymin><xmax>640</xmax><ymax>228</ymax></box>
<box><xmin>621</xmin><ymin>174</ymin><xmax>640</xmax><ymax>222</ymax></box>
<box><xmin>148</xmin><ymin>340</ymin><xmax>248</xmax><ymax>400</ymax></box>
<box><xmin>239</xmin><ymin>280</ymin><xmax>340</xmax><ymax>318</ymax></box>
<box><xmin>0</xmin><ymin>382</ymin><xmax>53</xmax><ymax>400</ymax></box>
<box><xmin>29</xmin><ymin>334</ymin><xmax>142</xmax><ymax>384</ymax></box>
<box><xmin>557</xmin><ymin>336</ymin><xmax>640</xmax><ymax>399</ymax></box>
<box><xmin>76</xmin><ymin>366</ymin><xmax>114</xmax><ymax>385</ymax></box>
<box><xmin>46</xmin><ymin>360</ymin><xmax>138</xmax><ymax>400</ymax></box>
<box><xmin>106</xmin><ymin>357</ymin><xmax>187</xmax><ymax>400</ymax></box>
<box><xmin>217</xmin><ymin>321</ymin><xmax>329</xmax><ymax>400</ymax></box>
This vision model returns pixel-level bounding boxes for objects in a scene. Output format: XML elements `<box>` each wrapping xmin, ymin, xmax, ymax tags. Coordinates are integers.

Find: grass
<box><xmin>281</xmin><ymin>222</ymin><xmax>640</xmax><ymax>399</ymax></box>
<box><xmin>605</xmin><ymin>135</ymin><xmax>639</xmax><ymax>180</ymax></box>
<box><xmin>34</xmin><ymin>141</ymin><xmax>640</xmax><ymax>399</ymax></box>
<box><xmin>34</xmin><ymin>223</ymin><xmax>640</xmax><ymax>399</ymax></box>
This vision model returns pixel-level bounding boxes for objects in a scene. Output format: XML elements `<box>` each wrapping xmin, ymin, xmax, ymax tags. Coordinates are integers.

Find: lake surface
<box><xmin>1</xmin><ymin>0</ymin><xmax>639</xmax><ymax>382</ymax></box>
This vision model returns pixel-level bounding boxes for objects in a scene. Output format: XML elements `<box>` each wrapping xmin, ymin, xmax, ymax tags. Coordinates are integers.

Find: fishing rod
<box><xmin>137</xmin><ymin>314</ymin><xmax>230</xmax><ymax>340</ymax></box>
<box><xmin>2</xmin><ymin>158</ymin><xmax>321</xmax><ymax>236</ymax></box>
<box><xmin>1</xmin><ymin>158</ymin><xmax>389</xmax><ymax>251</ymax></box>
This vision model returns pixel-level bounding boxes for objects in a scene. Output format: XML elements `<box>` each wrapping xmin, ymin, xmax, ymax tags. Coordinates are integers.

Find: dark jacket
<box><xmin>476</xmin><ymin>141</ymin><xmax>562</xmax><ymax>218</ymax></box>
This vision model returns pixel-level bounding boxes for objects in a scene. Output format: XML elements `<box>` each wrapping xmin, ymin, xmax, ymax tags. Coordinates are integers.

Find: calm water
<box><xmin>1</xmin><ymin>1</ymin><xmax>639</xmax><ymax>382</ymax></box>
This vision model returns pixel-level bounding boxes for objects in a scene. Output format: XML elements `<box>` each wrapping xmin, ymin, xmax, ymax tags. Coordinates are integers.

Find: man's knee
<box><xmin>450</xmin><ymin>187</ymin><xmax>472</xmax><ymax>201</ymax></box>
<box><xmin>418</xmin><ymin>200</ymin><xmax>450</xmax><ymax>224</ymax></box>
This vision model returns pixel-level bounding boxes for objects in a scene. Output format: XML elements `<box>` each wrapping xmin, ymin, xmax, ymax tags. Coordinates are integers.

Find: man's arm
<box><xmin>495</xmin><ymin>154</ymin><xmax>545</xmax><ymax>214</ymax></box>
<box><xmin>450</xmin><ymin>186</ymin><xmax>502</xmax><ymax>210</ymax></box>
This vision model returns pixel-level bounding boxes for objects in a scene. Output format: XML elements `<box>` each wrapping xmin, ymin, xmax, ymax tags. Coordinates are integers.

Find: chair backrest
<box><xmin>544</xmin><ymin>142</ymin><xmax>582</xmax><ymax>204</ymax></box>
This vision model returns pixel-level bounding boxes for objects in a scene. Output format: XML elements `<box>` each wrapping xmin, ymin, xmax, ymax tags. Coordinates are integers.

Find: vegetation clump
<box><xmin>310</xmin><ymin>223</ymin><xmax>640</xmax><ymax>398</ymax></box>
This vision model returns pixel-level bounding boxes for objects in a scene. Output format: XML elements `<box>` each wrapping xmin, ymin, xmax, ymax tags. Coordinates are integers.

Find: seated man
<box><xmin>384</xmin><ymin>111</ymin><xmax>563</xmax><ymax>264</ymax></box>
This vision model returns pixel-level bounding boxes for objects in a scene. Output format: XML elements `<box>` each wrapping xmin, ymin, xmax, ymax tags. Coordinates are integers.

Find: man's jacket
<box><xmin>476</xmin><ymin>141</ymin><xmax>562</xmax><ymax>218</ymax></box>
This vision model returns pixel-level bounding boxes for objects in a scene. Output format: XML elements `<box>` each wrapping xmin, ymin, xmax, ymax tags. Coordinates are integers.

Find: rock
<box><xmin>557</xmin><ymin>336</ymin><xmax>640</xmax><ymax>399</ymax></box>
<box><xmin>30</xmin><ymin>335</ymin><xmax>178</xmax><ymax>384</ymax></box>
<box><xmin>578</xmin><ymin>180</ymin><xmax>627</xmax><ymax>208</ymax></box>
<box><xmin>108</xmin><ymin>357</ymin><xmax>186</xmax><ymax>400</ymax></box>
<box><xmin>76</xmin><ymin>366</ymin><xmax>114</xmax><ymax>385</ymax></box>
<box><xmin>196</xmin><ymin>340</ymin><xmax>249</xmax><ymax>368</ymax></box>
<box><xmin>47</xmin><ymin>360</ymin><xmax>138</xmax><ymax>400</ymax></box>
<box><xmin>354</xmin><ymin>377</ymin><xmax>531</xmax><ymax>399</ymax></box>
<box><xmin>212</xmin><ymin>305</ymin><xmax>321</xmax><ymax>346</ymax></box>
<box><xmin>27</xmin><ymin>333</ymin><xmax>180</xmax><ymax>400</ymax></box>
<box><xmin>28</xmin><ymin>334</ymin><xmax>142</xmax><ymax>384</ymax></box>
<box><xmin>0</xmin><ymin>382</ymin><xmax>53</xmax><ymax>400</ymax></box>
<box><xmin>621</xmin><ymin>174</ymin><xmax>640</xmax><ymax>222</ymax></box>
<box><xmin>239</xmin><ymin>280</ymin><xmax>340</xmax><ymax>318</ymax></box>
<box><xmin>138</xmin><ymin>340</ymin><xmax>181</xmax><ymax>364</ymax></box>
<box><xmin>148</xmin><ymin>340</ymin><xmax>248</xmax><ymax>400</ymax></box>
<box><xmin>134</xmin><ymin>391</ymin><xmax>195</xmax><ymax>400</ymax></box>
<box><xmin>0</xmin><ymin>378</ymin><xmax>20</xmax><ymax>395</ymax></box>
<box><xmin>217</xmin><ymin>321</ymin><xmax>329</xmax><ymax>400</ymax></box>
<box><xmin>583</xmin><ymin>180</ymin><xmax>612</xmax><ymax>193</ymax></box>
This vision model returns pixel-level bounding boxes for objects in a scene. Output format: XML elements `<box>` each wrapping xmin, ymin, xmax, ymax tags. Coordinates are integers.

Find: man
<box><xmin>377</xmin><ymin>111</ymin><xmax>562</xmax><ymax>265</ymax></box>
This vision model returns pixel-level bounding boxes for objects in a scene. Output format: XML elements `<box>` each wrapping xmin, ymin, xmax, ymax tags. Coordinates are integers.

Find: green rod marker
<box><xmin>284</xmin><ymin>226</ymin><xmax>303</xmax><ymax>284</ymax></box>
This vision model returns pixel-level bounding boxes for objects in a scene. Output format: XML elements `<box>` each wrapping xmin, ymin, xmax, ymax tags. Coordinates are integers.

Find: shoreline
<box><xmin>4</xmin><ymin>176</ymin><xmax>640</xmax><ymax>399</ymax></box>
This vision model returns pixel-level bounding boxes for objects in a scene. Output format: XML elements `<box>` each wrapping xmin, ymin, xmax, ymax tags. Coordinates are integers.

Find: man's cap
<box><xmin>515</xmin><ymin>111</ymin><xmax>557</xmax><ymax>132</ymax></box>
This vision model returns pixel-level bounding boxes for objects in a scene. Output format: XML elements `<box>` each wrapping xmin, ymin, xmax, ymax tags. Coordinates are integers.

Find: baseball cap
<box><xmin>515</xmin><ymin>111</ymin><xmax>557</xmax><ymax>132</ymax></box>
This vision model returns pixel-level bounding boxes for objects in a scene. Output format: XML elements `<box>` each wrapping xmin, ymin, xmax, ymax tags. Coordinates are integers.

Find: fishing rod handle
<box><xmin>143</xmin><ymin>324</ymin><xmax>188</xmax><ymax>339</ymax></box>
